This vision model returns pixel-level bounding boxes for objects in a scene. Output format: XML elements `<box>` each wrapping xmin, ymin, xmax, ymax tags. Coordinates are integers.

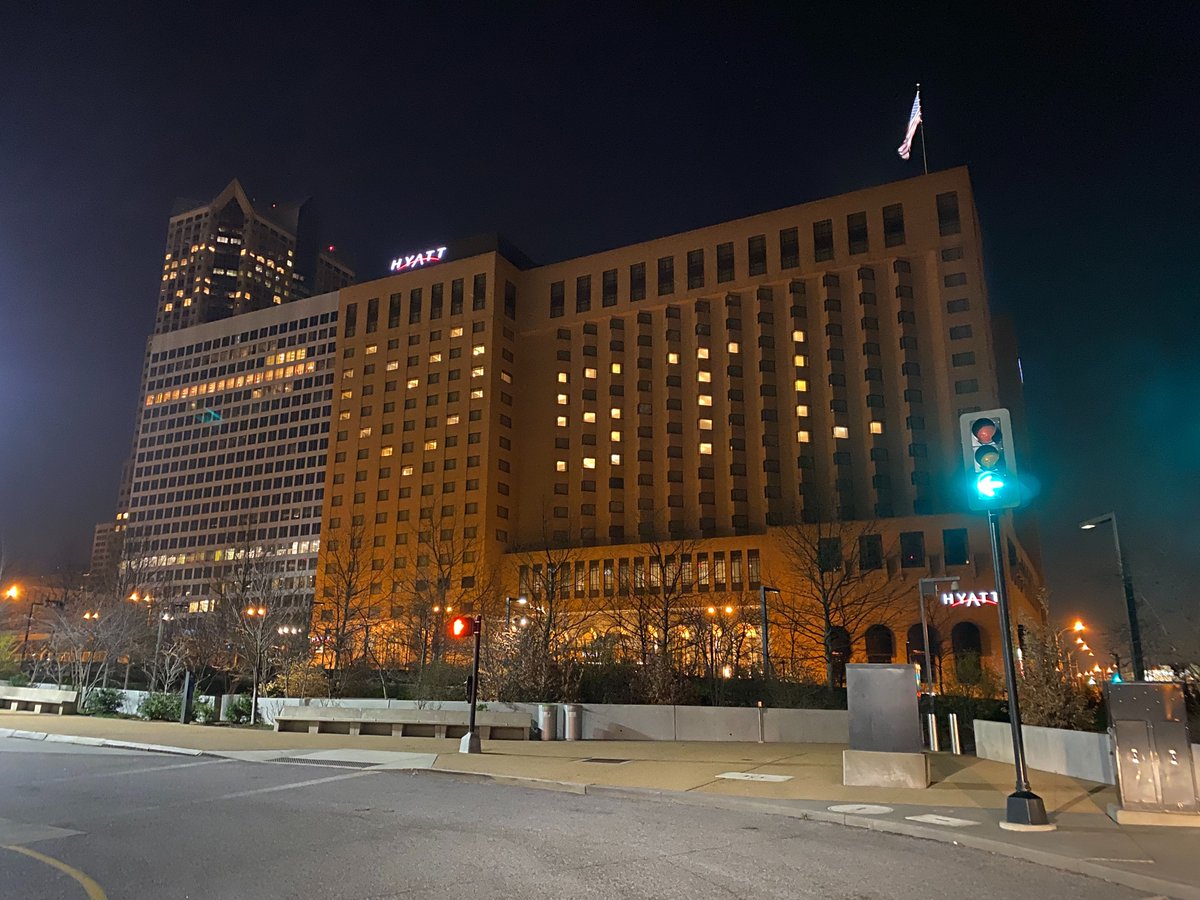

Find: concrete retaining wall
<box><xmin>253</xmin><ymin>697</ymin><xmax>847</xmax><ymax>743</ymax></box>
<box><xmin>974</xmin><ymin>719</ymin><xmax>1115</xmax><ymax>783</ymax></box>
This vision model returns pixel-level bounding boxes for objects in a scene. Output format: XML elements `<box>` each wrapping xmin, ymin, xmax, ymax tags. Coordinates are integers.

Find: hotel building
<box><xmin>317</xmin><ymin>167</ymin><xmax>1043</xmax><ymax>679</ymax></box>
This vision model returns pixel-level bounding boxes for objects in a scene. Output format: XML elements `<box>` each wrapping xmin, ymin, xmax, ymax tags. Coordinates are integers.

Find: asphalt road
<box><xmin>0</xmin><ymin>738</ymin><xmax>1152</xmax><ymax>900</ymax></box>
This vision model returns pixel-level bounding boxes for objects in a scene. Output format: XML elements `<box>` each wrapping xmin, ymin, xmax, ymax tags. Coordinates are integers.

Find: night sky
<box><xmin>1</xmin><ymin>4</ymin><xmax>1196</xmax><ymax>656</ymax></box>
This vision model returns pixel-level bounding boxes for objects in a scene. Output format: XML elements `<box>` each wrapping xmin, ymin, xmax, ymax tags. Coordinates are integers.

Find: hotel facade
<box><xmin>316</xmin><ymin>167</ymin><xmax>1043</xmax><ymax>682</ymax></box>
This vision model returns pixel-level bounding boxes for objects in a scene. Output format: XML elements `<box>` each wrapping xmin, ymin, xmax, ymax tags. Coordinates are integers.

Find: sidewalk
<box><xmin>3</xmin><ymin>710</ymin><xmax>1197</xmax><ymax>899</ymax></box>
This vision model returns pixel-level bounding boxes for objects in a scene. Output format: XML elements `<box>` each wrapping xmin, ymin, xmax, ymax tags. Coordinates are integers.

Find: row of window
<box><xmin>518</xmin><ymin>549</ymin><xmax>764</xmax><ymax>598</ymax></box>
<box><xmin>344</xmin><ymin>274</ymin><xmax>498</xmax><ymax>337</ymax></box>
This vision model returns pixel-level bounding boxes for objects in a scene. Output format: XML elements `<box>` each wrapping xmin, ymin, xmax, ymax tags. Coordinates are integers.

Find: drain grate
<box><xmin>580</xmin><ymin>757</ymin><xmax>630</xmax><ymax>765</ymax></box>
<box><xmin>266</xmin><ymin>757</ymin><xmax>378</xmax><ymax>769</ymax></box>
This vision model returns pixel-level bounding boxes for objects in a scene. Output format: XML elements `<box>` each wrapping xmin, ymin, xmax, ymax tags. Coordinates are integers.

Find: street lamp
<box><xmin>916</xmin><ymin>577</ymin><xmax>959</xmax><ymax>694</ymax></box>
<box><xmin>1080</xmin><ymin>512</ymin><xmax>1145</xmax><ymax>681</ymax></box>
<box><xmin>504</xmin><ymin>595</ymin><xmax>528</xmax><ymax>629</ymax></box>
<box><xmin>758</xmin><ymin>586</ymin><xmax>780</xmax><ymax>680</ymax></box>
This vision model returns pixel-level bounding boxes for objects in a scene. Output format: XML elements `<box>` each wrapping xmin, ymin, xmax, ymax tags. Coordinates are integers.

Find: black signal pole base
<box><xmin>999</xmin><ymin>791</ymin><xmax>1055</xmax><ymax>831</ymax></box>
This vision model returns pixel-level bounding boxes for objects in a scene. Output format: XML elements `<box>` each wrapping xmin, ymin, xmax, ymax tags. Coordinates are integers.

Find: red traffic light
<box><xmin>450</xmin><ymin>615</ymin><xmax>478</xmax><ymax>638</ymax></box>
<box><xmin>971</xmin><ymin>418</ymin><xmax>999</xmax><ymax>444</ymax></box>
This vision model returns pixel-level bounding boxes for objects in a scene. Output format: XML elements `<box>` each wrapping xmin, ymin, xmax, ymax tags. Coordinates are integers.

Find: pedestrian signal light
<box><xmin>959</xmin><ymin>408</ymin><xmax>1021</xmax><ymax>510</ymax></box>
<box><xmin>450</xmin><ymin>615</ymin><xmax>477</xmax><ymax>638</ymax></box>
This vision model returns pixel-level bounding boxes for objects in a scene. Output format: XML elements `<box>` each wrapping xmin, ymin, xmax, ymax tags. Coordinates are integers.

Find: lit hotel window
<box><xmin>339</xmin><ymin>410</ymin><xmax>351</xmax><ymax>421</ymax></box>
<box><xmin>610</xmin><ymin>430</ymin><xmax>622</xmax><ymax>442</ymax></box>
<box><xmin>699</xmin><ymin>419</ymin><xmax>713</xmax><ymax>430</ymax></box>
<box><xmin>583</xmin><ymin>457</ymin><xmax>596</xmax><ymax>469</ymax></box>
<box><xmin>583</xmin><ymin>411</ymin><xmax>597</xmax><ymax>423</ymax></box>
<box><xmin>833</xmin><ymin>426</ymin><xmax>849</xmax><ymax>439</ymax></box>
<box><xmin>870</xmin><ymin>421</ymin><xmax>884</xmax><ymax>434</ymax></box>
<box><xmin>697</xmin><ymin>347</ymin><xmax>710</xmax><ymax>359</ymax></box>
<box><xmin>500</xmin><ymin>371</ymin><xmax>512</xmax><ymax>384</ymax></box>
<box><xmin>796</xmin><ymin>405</ymin><xmax>809</xmax><ymax>417</ymax></box>
<box><xmin>407</xmin><ymin>378</ymin><xmax>419</xmax><ymax>389</ymax></box>
<box><xmin>341</xmin><ymin>389</ymin><xmax>353</xmax><ymax>400</ymax></box>
<box><xmin>557</xmin><ymin>393</ymin><xmax>569</xmax><ymax>405</ymax></box>
<box><xmin>556</xmin><ymin>460</ymin><xmax>568</xmax><ymax>472</ymax></box>
<box><xmin>699</xmin><ymin>443</ymin><xmax>713</xmax><ymax>455</ymax></box>
<box><xmin>557</xmin><ymin>416</ymin><xmax>568</xmax><ymax>427</ymax></box>
<box><xmin>450</xmin><ymin>326</ymin><xmax>464</xmax><ymax>338</ymax></box>
<box><xmin>667</xmin><ymin>352</ymin><xmax>680</xmax><ymax>364</ymax></box>
<box><xmin>610</xmin><ymin>453</ymin><xmax>622</xmax><ymax>465</ymax></box>
<box><xmin>727</xmin><ymin>342</ymin><xmax>740</xmax><ymax>354</ymax></box>
<box><xmin>386</xmin><ymin>361</ymin><xmax>399</xmax><ymax>371</ymax></box>
<box><xmin>366</xmin><ymin>345</ymin><xmax>378</xmax><ymax>355</ymax></box>
<box><xmin>381</xmin><ymin>446</ymin><xmax>394</xmax><ymax>457</ymax></box>
<box><xmin>471</xmin><ymin>388</ymin><xmax>483</xmax><ymax>399</ymax></box>
<box><xmin>446</xmin><ymin>414</ymin><xmax>460</xmax><ymax>425</ymax></box>
<box><xmin>429</xmin><ymin>352</ymin><xmax>442</xmax><ymax>363</ymax></box>
<box><xmin>471</xmin><ymin>366</ymin><xmax>485</xmax><ymax>378</ymax></box>
<box><xmin>794</xmin><ymin>355</ymin><xmax>807</xmax><ymax>366</ymax></box>
<box><xmin>359</xmin><ymin>426</ymin><xmax>372</xmax><ymax>438</ymax></box>
<box><xmin>698</xmin><ymin>395</ymin><xmax>712</xmax><ymax>406</ymax></box>
<box><xmin>424</xmin><ymin>439</ymin><xmax>438</xmax><ymax>450</ymax></box>
<box><xmin>472</xmin><ymin>345</ymin><xmax>486</xmax><ymax>356</ymax></box>
<box><xmin>794</xmin><ymin>379</ymin><xmax>808</xmax><ymax>392</ymax></box>
<box><xmin>343</xmin><ymin>368</ymin><xmax>355</xmax><ymax>379</ymax></box>
<box><xmin>792</xmin><ymin>330</ymin><xmax>806</xmax><ymax>343</ymax></box>
<box><xmin>797</xmin><ymin>431</ymin><xmax>811</xmax><ymax>443</ymax></box>
<box><xmin>558</xmin><ymin>371</ymin><xmax>569</xmax><ymax>383</ymax></box>
<box><xmin>611</xmin><ymin>363</ymin><xmax>622</xmax><ymax>374</ymax></box>
<box><xmin>698</xmin><ymin>371</ymin><xmax>711</xmax><ymax>383</ymax></box>
<box><xmin>584</xmin><ymin>367</ymin><xmax>597</xmax><ymax>379</ymax></box>
<box><xmin>610</xmin><ymin>407</ymin><xmax>621</xmax><ymax>419</ymax></box>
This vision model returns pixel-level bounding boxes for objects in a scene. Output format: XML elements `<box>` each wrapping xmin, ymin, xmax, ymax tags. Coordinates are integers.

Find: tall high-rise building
<box><xmin>122</xmin><ymin>292</ymin><xmax>341</xmax><ymax>616</ymax></box>
<box><xmin>154</xmin><ymin>179</ymin><xmax>353</xmax><ymax>335</ymax></box>
<box><xmin>315</xmin><ymin>167</ymin><xmax>1045</xmax><ymax>678</ymax></box>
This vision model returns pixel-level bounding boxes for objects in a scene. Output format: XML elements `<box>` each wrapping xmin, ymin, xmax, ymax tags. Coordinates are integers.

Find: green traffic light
<box><xmin>976</xmin><ymin>472</ymin><xmax>1007</xmax><ymax>498</ymax></box>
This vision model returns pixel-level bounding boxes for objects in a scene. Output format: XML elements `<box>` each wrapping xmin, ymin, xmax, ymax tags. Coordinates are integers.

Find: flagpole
<box><xmin>918</xmin><ymin>83</ymin><xmax>928</xmax><ymax>175</ymax></box>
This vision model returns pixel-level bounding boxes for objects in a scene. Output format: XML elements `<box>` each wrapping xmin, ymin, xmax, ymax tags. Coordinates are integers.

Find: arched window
<box><xmin>827</xmin><ymin>626</ymin><xmax>852</xmax><ymax>686</ymax></box>
<box><xmin>865</xmin><ymin>624</ymin><xmax>895</xmax><ymax>663</ymax></box>
<box><xmin>952</xmin><ymin>621</ymin><xmax>984</xmax><ymax>685</ymax></box>
<box><xmin>906</xmin><ymin>623</ymin><xmax>942</xmax><ymax>684</ymax></box>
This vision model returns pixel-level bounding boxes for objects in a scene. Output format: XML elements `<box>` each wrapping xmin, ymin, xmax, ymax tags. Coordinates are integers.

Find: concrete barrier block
<box><xmin>842</xmin><ymin>749</ymin><xmax>930</xmax><ymax>788</ymax></box>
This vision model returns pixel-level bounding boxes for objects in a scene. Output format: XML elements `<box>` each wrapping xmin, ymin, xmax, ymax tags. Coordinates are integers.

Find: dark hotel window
<box><xmin>450</xmin><ymin>278</ymin><xmax>464</xmax><ymax>315</ymax></box>
<box><xmin>779</xmin><ymin>227</ymin><xmax>800</xmax><ymax>269</ymax></box>
<box><xmin>472</xmin><ymin>274</ymin><xmax>487</xmax><ymax>310</ymax></box>
<box><xmin>343</xmin><ymin>302</ymin><xmax>357</xmax><ymax>337</ymax></box>
<box><xmin>686</xmin><ymin>249</ymin><xmax>705</xmax><ymax>290</ymax></box>
<box><xmin>504</xmin><ymin>280</ymin><xmax>516</xmax><ymax>319</ymax></box>
<box><xmin>943</xmin><ymin>528</ymin><xmax>970</xmax><ymax>566</ymax></box>
<box><xmin>716</xmin><ymin>242</ymin><xmax>735</xmax><ymax>283</ymax></box>
<box><xmin>602</xmin><ymin>269</ymin><xmax>618</xmax><ymax>307</ymax></box>
<box><xmin>847</xmin><ymin>212</ymin><xmax>869</xmax><ymax>255</ymax></box>
<box><xmin>883</xmin><ymin>204</ymin><xmax>906</xmax><ymax>247</ymax></box>
<box><xmin>813</xmin><ymin>219</ymin><xmax>834</xmax><ymax>262</ymax></box>
<box><xmin>430</xmin><ymin>283</ymin><xmax>444</xmax><ymax>320</ymax></box>
<box><xmin>388</xmin><ymin>293</ymin><xmax>402</xmax><ymax>328</ymax></box>
<box><xmin>657</xmin><ymin>256</ymin><xmax>674</xmax><ymax>296</ymax></box>
<box><xmin>859</xmin><ymin>533</ymin><xmax>883</xmax><ymax>570</ymax></box>
<box><xmin>818</xmin><ymin>537</ymin><xmax>842</xmax><ymax>572</ymax></box>
<box><xmin>365</xmin><ymin>297</ymin><xmax>379</xmax><ymax>333</ymax></box>
<box><xmin>748</xmin><ymin>234</ymin><xmax>767</xmax><ymax>276</ymax></box>
<box><xmin>937</xmin><ymin>191</ymin><xmax>962</xmax><ymax>236</ymax></box>
<box><xmin>409</xmin><ymin>287</ymin><xmax>422</xmax><ymax>324</ymax></box>
<box><xmin>630</xmin><ymin>262</ymin><xmax>646</xmax><ymax>302</ymax></box>
<box><xmin>549</xmin><ymin>281</ymin><xmax>565</xmax><ymax>318</ymax></box>
<box><xmin>576</xmin><ymin>274</ymin><xmax>592</xmax><ymax>313</ymax></box>
<box><xmin>899</xmin><ymin>531</ymin><xmax>926</xmax><ymax>568</ymax></box>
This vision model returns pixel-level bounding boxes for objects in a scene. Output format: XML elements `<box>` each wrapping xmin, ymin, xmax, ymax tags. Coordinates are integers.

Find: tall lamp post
<box><xmin>1080</xmin><ymin>512</ymin><xmax>1144</xmax><ymax>681</ymax></box>
<box><xmin>916</xmin><ymin>577</ymin><xmax>959</xmax><ymax>695</ymax></box>
<box><xmin>504</xmin><ymin>595</ymin><xmax>527</xmax><ymax>629</ymax></box>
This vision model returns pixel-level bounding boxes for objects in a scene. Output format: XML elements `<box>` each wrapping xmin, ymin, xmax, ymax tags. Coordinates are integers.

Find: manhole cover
<box><xmin>716</xmin><ymin>772</ymin><xmax>793</xmax><ymax>783</ymax></box>
<box><xmin>580</xmin><ymin>757</ymin><xmax>630</xmax><ymax>764</ymax></box>
<box><xmin>827</xmin><ymin>804</ymin><xmax>893</xmax><ymax>815</ymax></box>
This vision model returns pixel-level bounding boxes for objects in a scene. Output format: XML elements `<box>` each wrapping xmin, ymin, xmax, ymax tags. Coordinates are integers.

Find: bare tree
<box><xmin>772</xmin><ymin>518</ymin><xmax>908</xmax><ymax>688</ymax></box>
<box><xmin>313</xmin><ymin>522</ymin><xmax>374</xmax><ymax>696</ymax></box>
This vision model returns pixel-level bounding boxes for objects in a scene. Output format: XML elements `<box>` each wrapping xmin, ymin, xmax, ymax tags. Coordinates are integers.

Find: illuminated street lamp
<box><xmin>504</xmin><ymin>595</ymin><xmax>528</xmax><ymax>629</ymax></box>
<box><xmin>1080</xmin><ymin>512</ymin><xmax>1144</xmax><ymax>681</ymax></box>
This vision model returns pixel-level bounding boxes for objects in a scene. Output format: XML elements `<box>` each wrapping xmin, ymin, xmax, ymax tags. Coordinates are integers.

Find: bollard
<box><xmin>757</xmin><ymin>701</ymin><xmax>765</xmax><ymax>743</ymax></box>
<box><xmin>948</xmin><ymin>712</ymin><xmax>962</xmax><ymax>755</ymax></box>
<box><xmin>926</xmin><ymin>712</ymin><xmax>940</xmax><ymax>752</ymax></box>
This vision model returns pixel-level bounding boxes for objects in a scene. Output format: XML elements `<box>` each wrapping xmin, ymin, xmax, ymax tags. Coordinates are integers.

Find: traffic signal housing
<box><xmin>449</xmin><ymin>615</ymin><xmax>478</xmax><ymax>638</ymax></box>
<box><xmin>959</xmin><ymin>408</ymin><xmax>1021</xmax><ymax>510</ymax></box>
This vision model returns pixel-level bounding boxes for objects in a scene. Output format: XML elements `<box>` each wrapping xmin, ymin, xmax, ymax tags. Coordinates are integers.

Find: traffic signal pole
<box><xmin>987</xmin><ymin>508</ymin><xmax>1050</xmax><ymax>829</ymax></box>
<box><xmin>460</xmin><ymin>615</ymin><xmax>483</xmax><ymax>754</ymax></box>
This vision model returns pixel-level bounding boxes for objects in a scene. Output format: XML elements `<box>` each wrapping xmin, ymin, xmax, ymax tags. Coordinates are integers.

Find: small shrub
<box><xmin>7</xmin><ymin>672</ymin><xmax>31</xmax><ymax>687</ymax></box>
<box><xmin>264</xmin><ymin>661</ymin><xmax>329</xmax><ymax>698</ymax></box>
<box><xmin>192</xmin><ymin>697</ymin><xmax>216</xmax><ymax>724</ymax></box>
<box><xmin>84</xmin><ymin>688</ymin><xmax>124</xmax><ymax>716</ymax></box>
<box><xmin>224</xmin><ymin>694</ymin><xmax>254</xmax><ymax>724</ymax></box>
<box><xmin>138</xmin><ymin>692</ymin><xmax>181</xmax><ymax>721</ymax></box>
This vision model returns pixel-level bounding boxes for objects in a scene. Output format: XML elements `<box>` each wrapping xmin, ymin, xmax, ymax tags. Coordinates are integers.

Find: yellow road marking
<box><xmin>2</xmin><ymin>844</ymin><xmax>107</xmax><ymax>900</ymax></box>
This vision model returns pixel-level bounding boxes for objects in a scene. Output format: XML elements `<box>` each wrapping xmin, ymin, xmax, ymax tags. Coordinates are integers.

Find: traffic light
<box><xmin>449</xmin><ymin>615</ymin><xmax>478</xmax><ymax>638</ymax></box>
<box><xmin>959</xmin><ymin>408</ymin><xmax>1021</xmax><ymax>510</ymax></box>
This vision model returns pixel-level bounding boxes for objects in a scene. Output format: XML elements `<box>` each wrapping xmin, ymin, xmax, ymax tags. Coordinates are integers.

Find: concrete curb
<box><xmin>0</xmin><ymin>727</ymin><xmax>206</xmax><ymax>757</ymax></box>
<box><xmin>412</xmin><ymin>768</ymin><xmax>1200</xmax><ymax>900</ymax></box>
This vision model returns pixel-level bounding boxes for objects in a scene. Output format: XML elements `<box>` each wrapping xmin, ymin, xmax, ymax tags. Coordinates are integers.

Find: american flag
<box><xmin>897</xmin><ymin>90</ymin><xmax>922</xmax><ymax>160</ymax></box>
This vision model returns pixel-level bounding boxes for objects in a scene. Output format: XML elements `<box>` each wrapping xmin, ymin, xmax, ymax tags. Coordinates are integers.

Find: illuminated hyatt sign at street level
<box><xmin>941</xmin><ymin>591</ymin><xmax>999</xmax><ymax>608</ymax></box>
<box><xmin>390</xmin><ymin>246</ymin><xmax>447</xmax><ymax>273</ymax></box>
